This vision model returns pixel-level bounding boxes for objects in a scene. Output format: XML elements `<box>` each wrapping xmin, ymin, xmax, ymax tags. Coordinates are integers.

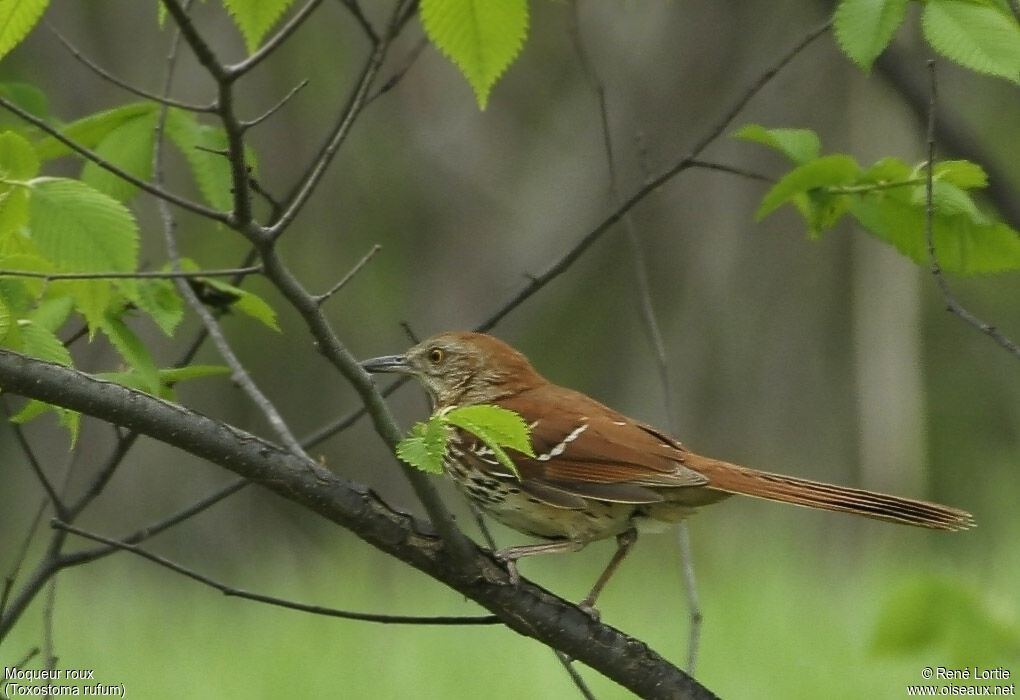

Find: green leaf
<box><xmin>0</xmin><ymin>130</ymin><xmax>39</xmax><ymax>181</ymax></box>
<box><xmin>849</xmin><ymin>184</ymin><xmax>1020</xmax><ymax>273</ymax></box>
<box><xmin>81</xmin><ymin>108</ymin><xmax>158</xmax><ymax>202</ymax></box>
<box><xmin>28</xmin><ymin>296</ymin><xmax>73</xmax><ymax>332</ymax></box>
<box><xmin>35</xmin><ymin>102</ymin><xmax>157</xmax><ymax>161</ymax></box>
<box><xmin>922</xmin><ymin>0</ymin><xmax>1020</xmax><ymax>84</ymax></box>
<box><xmin>165</xmin><ymin>109</ymin><xmax>243</xmax><ymax>211</ymax></box>
<box><xmin>934</xmin><ymin>160</ymin><xmax>987</xmax><ymax>189</ymax></box>
<box><xmin>0</xmin><ymin>82</ymin><xmax>49</xmax><ymax>125</ymax></box>
<box><xmin>420</xmin><ymin>0</ymin><xmax>529</xmax><ymax>109</ymax></box>
<box><xmin>197</xmin><ymin>275</ymin><xmax>278</xmax><ymax>330</ymax></box>
<box><xmin>446</xmin><ymin>404</ymin><xmax>534</xmax><ymax>478</ymax></box>
<box><xmin>756</xmin><ymin>154</ymin><xmax>861</xmax><ymax>220</ymax></box>
<box><xmin>871</xmin><ymin>576</ymin><xmax>1020</xmax><ymax>666</ymax></box>
<box><xmin>733</xmin><ymin>124</ymin><xmax>821</xmax><ymax>165</ymax></box>
<box><xmin>0</xmin><ymin>0</ymin><xmax>50</xmax><ymax>61</ymax></box>
<box><xmin>19</xmin><ymin>317</ymin><xmax>71</xmax><ymax>366</ymax></box>
<box><xmin>222</xmin><ymin>0</ymin><xmax>296</xmax><ymax>54</ymax></box>
<box><xmin>0</xmin><ymin>293</ymin><xmax>10</xmax><ymax>341</ymax></box>
<box><xmin>27</xmin><ymin>177</ymin><xmax>140</xmax><ymax>328</ymax></box>
<box><xmin>833</xmin><ymin>0</ymin><xmax>909</xmax><ymax>71</ymax></box>
<box><xmin>396</xmin><ymin>419</ymin><xmax>449</xmax><ymax>474</ymax></box>
<box><xmin>99</xmin><ymin>313</ymin><xmax>161</xmax><ymax>395</ymax></box>
<box><xmin>134</xmin><ymin>278</ymin><xmax>184</xmax><ymax>336</ymax></box>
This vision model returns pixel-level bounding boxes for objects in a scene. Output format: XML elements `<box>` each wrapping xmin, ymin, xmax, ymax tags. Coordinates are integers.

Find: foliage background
<box><xmin>1</xmin><ymin>1</ymin><xmax>1018</xmax><ymax>697</ymax></box>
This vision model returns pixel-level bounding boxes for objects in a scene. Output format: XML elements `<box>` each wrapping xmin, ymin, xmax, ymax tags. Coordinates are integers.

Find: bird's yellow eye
<box><xmin>428</xmin><ymin>348</ymin><xmax>445</xmax><ymax>364</ymax></box>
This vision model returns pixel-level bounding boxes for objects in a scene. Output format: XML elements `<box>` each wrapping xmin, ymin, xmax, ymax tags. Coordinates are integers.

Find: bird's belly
<box><xmin>450</xmin><ymin>474</ymin><xmax>638</xmax><ymax>541</ymax></box>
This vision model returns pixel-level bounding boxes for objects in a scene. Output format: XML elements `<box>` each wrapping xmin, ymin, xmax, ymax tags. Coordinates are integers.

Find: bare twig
<box><xmin>48</xmin><ymin>22</ymin><xmax>215</xmax><ymax>113</ymax></box>
<box><xmin>686</xmin><ymin>159</ymin><xmax>774</xmax><ymax>183</ymax></box>
<box><xmin>339</xmin><ymin>0</ymin><xmax>379</xmax><ymax>44</ymax></box>
<box><xmin>62</xmin><ymin>480</ymin><xmax>248</xmax><ymax>568</ymax></box>
<box><xmin>314</xmin><ymin>244</ymin><xmax>382</xmax><ymax>306</ymax></box>
<box><xmin>268</xmin><ymin>0</ymin><xmax>417</xmax><ymax>240</ymax></box>
<box><xmin>0</xmin><ymin>265</ymin><xmax>263</xmax><ymax>281</ymax></box>
<box><xmin>228</xmin><ymin>0</ymin><xmax>326</xmax><ymax>78</ymax></box>
<box><xmin>53</xmin><ymin>520</ymin><xmax>500</xmax><ymax>626</ymax></box>
<box><xmin>3</xmin><ymin>404</ymin><xmax>66</xmax><ymax>518</ymax></box>
<box><xmin>367</xmin><ymin>37</ymin><xmax>428</xmax><ymax>105</ymax></box>
<box><xmin>0</xmin><ymin>497</ymin><xmax>48</xmax><ymax>621</ymax></box>
<box><xmin>0</xmin><ymin>95</ymin><xmax>225</xmax><ymax>222</ymax></box>
<box><xmin>569</xmin><ymin>1</ymin><xmax>701</xmax><ymax>673</ymax></box>
<box><xmin>477</xmin><ymin>19</ymin><xmax>832</xmax><ymax>332</ymax></box>
<box><xmin>66</xmin><ymin>431</ymin><xmax>140</xmax><ymax>519</ymax></box>
<box><xmin>241</xmin><ymin>79</ymin><xmax>310</xmax><ymax>130</ymax></box>
<box><xmin>923</xmin><ymin>61</ymin><xmax>1020</xmax><ymax>358</ymax></box>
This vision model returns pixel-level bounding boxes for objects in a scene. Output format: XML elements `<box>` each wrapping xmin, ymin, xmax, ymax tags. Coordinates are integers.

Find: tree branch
<box><xmin>0</xmin><ymin>348</ymin><xmax>717</xmax><ymax>699</ymax></box>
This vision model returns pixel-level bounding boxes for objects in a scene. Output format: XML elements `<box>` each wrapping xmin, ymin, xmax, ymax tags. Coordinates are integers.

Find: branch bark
<box><xmin>0</xmin><ymin>348</ymin><xmax>717</xmax><ymax>700</ymax></box>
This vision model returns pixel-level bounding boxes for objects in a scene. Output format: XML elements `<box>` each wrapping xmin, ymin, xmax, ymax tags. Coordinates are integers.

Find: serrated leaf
<box><xmin>733</xmin><ymin>124</ymin><xmax>820</xmax><ymax>165</ymax></box>
<box><xmin>849</xmin><ymin>186</ymin><xmax>1020</xmax><ymax>273</ymax></box>
<box><xmin>934</xmin><ymin>160</ymin><xmax>987</xmax><ymax>189</ymax></box>
<box><xmin>35</xmin><ymin>102</ymin><xmax>156</xmax><ymax>161</ymax></box>
<box><xmin>134</xmin><ymin>278</ymin><xmax>184</xmax><ymax>336</ymax></box>
<box><xmin>165</xmin><ymin>109</ymin><xmax>248</xmax><ymax>211</ymax></box>
<box><xmin>922</xmin><ymin>0</ymin><xmax>1020</xmax><ymax>84</ymax></box>
<box><xmin>222</xmin><ymin>0</ymin><xmax>296</xmax><ymax>54</ymax></box>
<box><xmin>420</xmin><ymin>0</ymin><xmax>529</xmax><ymax>109</ymax></box>
<box><xmin>19</xmin><ymin>318</ymin><xmax>71</xmax><ymax>366</ymax></box>
<box><xmin>81</xmin><ymin>108</ymin><xmax>158</xmax><ymax>202</ymax></box>
<box><xmin>99</xmin><ymin>312</ymin><xmax>161</xmax><ymax>394</ymax></box>
<box><xmin>0</xmin><ymin>82</ymin><xmax>49</xmax><ymax>125</ymax></box>
<box><xmin>446</xmin><ymin>404</ymin><xmax>533</xmax><ymax>478</ymax></box>
<box><xmin>446</xmin><ymin>404</ymin><xmax>534</xmax><ymax>456</ymax></box>
<box><xmin>833</xmin><ymin>0</ymin><xmax>908</xmax><ymax>71</ymax></box>
<box><xmin>27</xmin><ymin>177</ymin><xmax>140</xmax><ymax>328</ymax></box>
<box><xmin>0</xmin><ymin>0</ymin><xmax>50</xmax><ymax>62</ymax></box>
<box><xmin>756</xmin><ymin>154</ymin><xmax>861</xmax><ymax>220</ymax></box>
<box><xmin>0</xmin><ymin>130</ymin><xmax>39</xmax><ymax>181</ymax></box>
<box><xmin>197</xmin><ymin>275</ymin><xmax>278</xmax><ymax>330</ymax></box>
<box><xmin>28</xmin><ymin>296</ymin><xmax>73</xmax><ymax>332</ymax></box>
<box><xmin>0</xmin><ymin>186</ymin><xmax>29</xmax><ymax>239</ymax></box>
<box><xmin>396</xmin><ymin>419</ymin><xmax>449</xmax><ymax>474</ymax></box>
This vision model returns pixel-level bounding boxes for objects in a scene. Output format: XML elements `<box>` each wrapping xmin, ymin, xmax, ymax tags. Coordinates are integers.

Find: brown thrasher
<box><xmin>362</xmin><ymin>331</ymin><xmax>974</xmax><ymax>606</ymax></box>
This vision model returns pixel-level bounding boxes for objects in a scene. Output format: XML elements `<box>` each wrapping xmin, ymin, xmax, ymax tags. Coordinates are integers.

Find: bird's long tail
<box><xmin>694</xmin><ymin>458</ymin><xmax>974</xmax><ymax>531</ymax></box>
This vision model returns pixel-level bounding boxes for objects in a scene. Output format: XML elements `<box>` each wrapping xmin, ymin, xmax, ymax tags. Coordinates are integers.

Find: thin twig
<box><xmin>241</xmin><ymin>79</ymin><xmax>310</xmax><ymax>130</ymax></box>
<box><xmin>52</xmin><ymin>520</ymin><xmax>500</xmax><ymax>626</ymax></box>
<box><xmin>569</xmin><ymin>0</ymin><xmax>699</xmax><ymax>673</ymax></box>
<box><xmin>48</xmin><ymin>22</ymin><xmax>215</xmax><ymax>113</ymax></box>
<box><xmin>686</xmin><ymin>159</ymin><xmax>774</xmax><ymax>183</ymax></box>
<box><xmin>42</xmin><ymin>579</ymin><xmax>57</xmax><ymax>671</ymax></box>
<box><xmin>0</xmin><ymin>497</ymin><xmax>48</xmax><ymax>622</ymax></box>
<box><xmin>339</xmin><ymin>0</ymin><xmax>379</xmax><ymax>43</ymax></box>
<box><xmin>555</xmin><ymin>651</ymin><xmax>598</xmax><ymax>700</ymax></box>
<box><xmin>227</xmin><ymin>0</ymin><xmax>326</xmax><ymax>78</ymax></box>
<box><xmin>268</xmin><ymin>0</ymin><xmax>416</xmax><ymax>240</ymax></box>
<box><xmin>367</xmin><ymin>37</ymin><xmax>428</xmax><ymax>105</ymax></box>
<box><xmin>66</xmin><ymin>431</ymin><xmax>140</xmax><ymax>519</ymax></box>
<box><xmin>476</xmin><ymin>19</ymin><xmax>832</xmax><ymax>332</ymax></box>
<box><xmin>3</xmin><ymin>403</ymin><xmax>66</xmax><ymax>518</ymax></box>
<box><xmin>153</xmin><ymin>10</ymin><xmax>311</xmax><ymax>459</ymax></box>
<box><xmin>0</xmin><ymin>265</ymin><xmax>263</xmax><ymax>281</ymax></box>
<box><xmin>314</xmin><ymin>244</ymin><xmax>382</xmax><ymax>306</ymax></box>
<box><xmin>61</xmin><ymin>480</ymin><xmax>250</xmax><ymax>566</ymax></box>
<box><xmin>0</xmin><ymin>95</ymin><xmax>225</xmax><ymax>222</ymax></box>
<box><xmin>923</xmin><ymin>61</ymin><xmax>1020</xmax><ymax>359</ymax></box>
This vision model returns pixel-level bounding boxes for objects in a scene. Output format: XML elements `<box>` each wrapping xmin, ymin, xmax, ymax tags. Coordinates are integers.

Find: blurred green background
<box><xmin>2</xmin><ymin>1</ymin><xmax>1018</xmax><ymax>698</ymax></box>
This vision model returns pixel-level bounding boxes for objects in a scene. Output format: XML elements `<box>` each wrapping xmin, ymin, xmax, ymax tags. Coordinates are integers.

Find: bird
<box><xmin>361</xmin><ymin>331</ymin><xmax>974</xmax><ymax>607</ymax></box>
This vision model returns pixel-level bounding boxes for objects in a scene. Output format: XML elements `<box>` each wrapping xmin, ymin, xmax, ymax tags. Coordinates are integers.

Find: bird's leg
<box><xmin>493</xmin><ymin>540</ymin><xmax>587</xmax><ymax>585</ymax></box>
<box><xmin>579</xmin><ymin>528</ymin><xmax>638</xmax><ymax>616</ymax></box>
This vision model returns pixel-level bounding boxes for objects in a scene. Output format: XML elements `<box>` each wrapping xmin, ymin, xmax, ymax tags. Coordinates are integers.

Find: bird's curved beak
<box><xmin>360</xmin><ymin>354</ymin><xmax>411</xmax><ymax>374</ymax></box>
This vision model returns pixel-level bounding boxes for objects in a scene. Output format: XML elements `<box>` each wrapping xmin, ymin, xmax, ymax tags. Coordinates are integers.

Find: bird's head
<box><xmin>361</xmin><ymin>331</ymin><xmax>544</xmax><ymax>407</ymax></box>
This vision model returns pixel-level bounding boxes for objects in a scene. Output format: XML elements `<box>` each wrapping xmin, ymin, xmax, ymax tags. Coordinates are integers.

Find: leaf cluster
<box><xmin>396</xmin><ymin>404</ymin><xmax>535</xmax><ymax>479</ymax></box>
<box><xmin>735</xmin><ymin>125</ymin><xmax>1020</xmax><ymax>274</ymax></box>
